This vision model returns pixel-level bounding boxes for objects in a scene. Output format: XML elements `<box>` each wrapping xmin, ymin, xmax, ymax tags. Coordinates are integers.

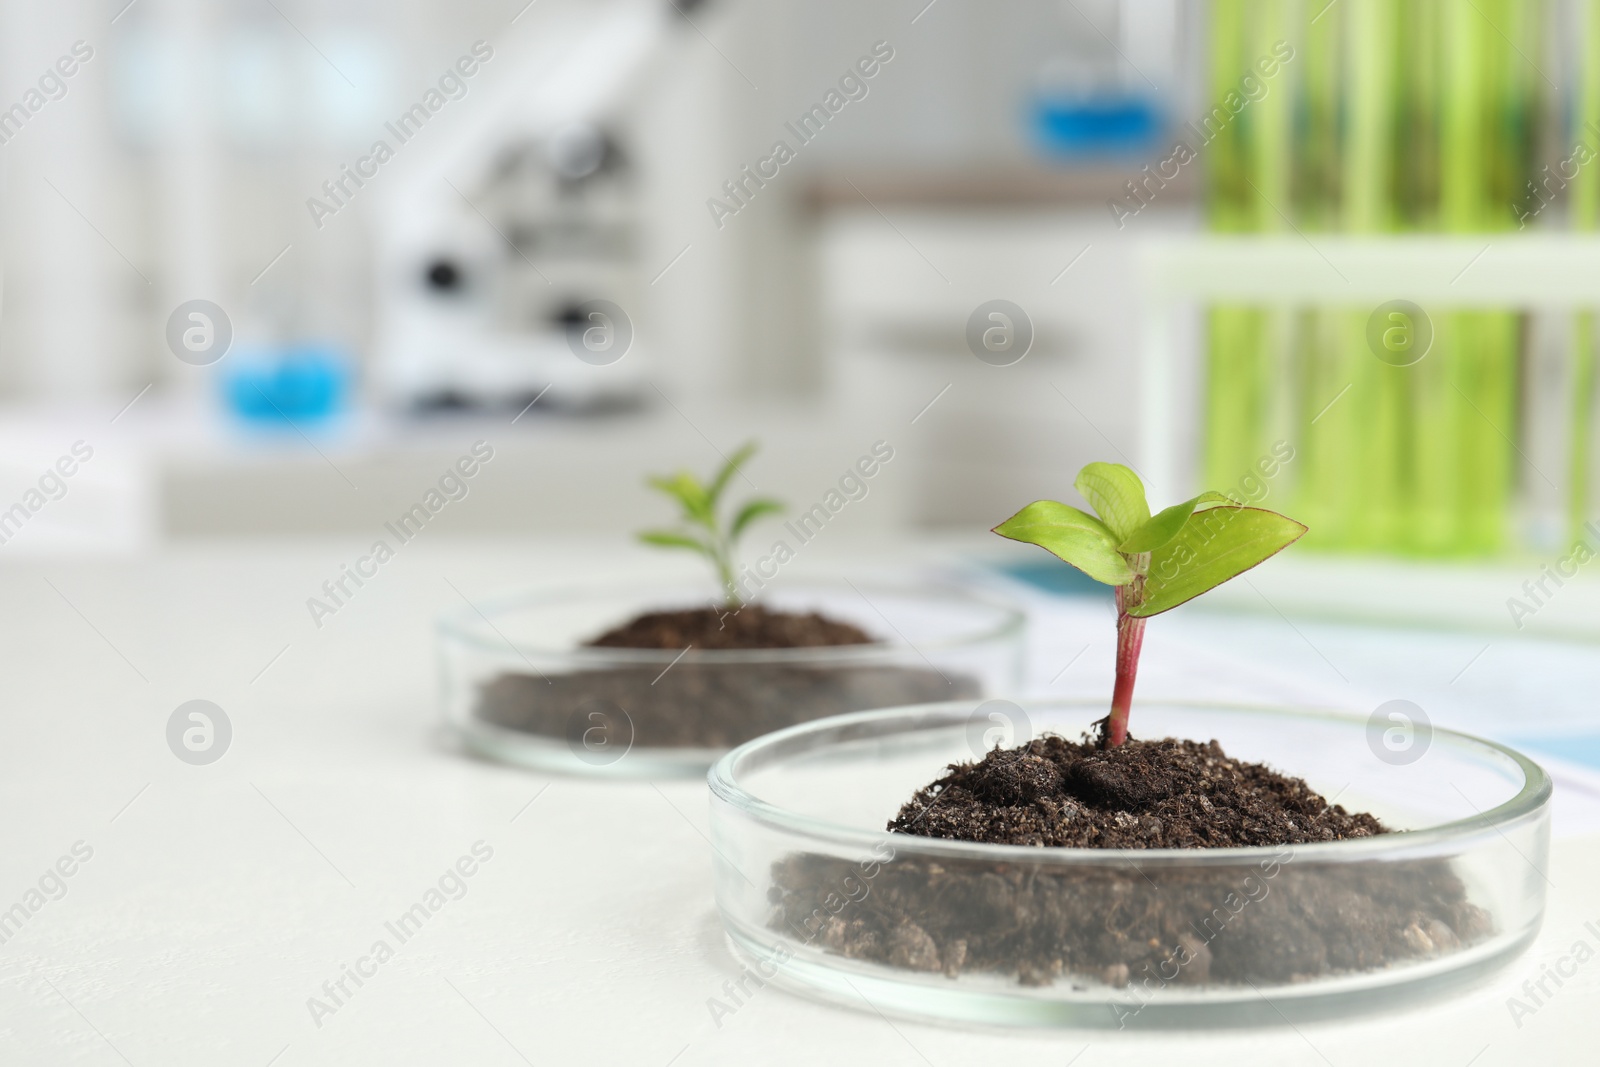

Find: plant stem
<box><xmin>712</xmin><ymin>537</ymin><xmax>740</xmax><ymax>610</ymax></box>
<box><xmin>1107</xmin><ymin>579</ymin><xmax>1148</xmax><ymax>748</ymax></box>
<box><xmin>718</xmin><ymin>565</ymin><xmax>740</xmax><ymax>610</ymax></box>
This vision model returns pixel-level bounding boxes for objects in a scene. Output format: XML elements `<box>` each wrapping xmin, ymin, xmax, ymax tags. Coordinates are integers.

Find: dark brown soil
<box><xmin>586</xmin><ymin>605</ymin><xmax>874</xmax><ymax>650</ymax></box>
<box><xmin>477</xmin><ymin>664</ymin><xmax>971</xmax><ymax>749</ymax></box>
<box><xmin>767</xmin><ymin>732</ymin><xmax>1492</xmax><ymax>993</ymax></box>
<box><xmin>475</xmin><ymin>605</ymin><xmax>968</xmax><ymax>750</ymax></box>
<box><xmin>771</xmin><ymin>848</ymin><xmax>1490</xmax><ymax>992</ymax></box>
<box><xmin>887</xmin><ymin>734</ymin><xmax>1385</xmax><ymax>848</ymax></box>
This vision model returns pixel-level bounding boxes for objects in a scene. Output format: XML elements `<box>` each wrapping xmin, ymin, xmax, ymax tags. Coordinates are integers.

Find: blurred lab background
<box><xmin>0</xmin><ymin>0</ymin><xmax>1597</xmax><ymax>600</ymax></box>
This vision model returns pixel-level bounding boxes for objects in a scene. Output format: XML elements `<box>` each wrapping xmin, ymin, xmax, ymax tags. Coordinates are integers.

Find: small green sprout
<box><xmin>994</xmin><ymin>462</ymin><xmax>1306</xmax><ymax>748</ymax></box>
<box><xmin>639</xmin><ymin>441</ymin><xmax>784</xmax><ymax>608</ymax></box>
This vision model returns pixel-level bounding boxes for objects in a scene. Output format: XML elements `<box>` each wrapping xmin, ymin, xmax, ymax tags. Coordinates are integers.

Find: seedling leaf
<box><xmin>1073</xmin><ymin>462</ymin><xmax>1150</xmax><ymax>542</ymax></box>
<box><xmin>1119</xmin><ymin>491</ymin><xmax>1232</xmax><ymax>553</ymax></box>
<box><xmin>640</xmin><ymin>441</ymin><xmax>783</xmax><ymax>607</ymax></box>
<box><xmin>992</xmin><ymin>460</ymin><xmax>1306</xmax><ymax>747</ymax></box>
<box><xmin>993</xmin><ymin>501</ymin><xmax>1136</xmax><ymax>586</ymax></box>
<box><xmin>706</xmin><ymin>442</ymin><xmax>758</xmax><ymax>511</ymax></box>
<box><xmin>647</xmin><ymin>472</ymin><xmax>712</xmax><ymax>526</ymax></box>
<box><xmin>730</xmin><ymin>498</ymin><xmax>784</xmax><ymax>540</ymax></box>
<box><xmin>638</xmin><ymin>530</ymin><xmax>710</xmax><ymax>555</ymax></box>
<box><xmin>1131</xmin><ymin>506</ymin><xmax>1307</xmax><ymax>617</ymax></box>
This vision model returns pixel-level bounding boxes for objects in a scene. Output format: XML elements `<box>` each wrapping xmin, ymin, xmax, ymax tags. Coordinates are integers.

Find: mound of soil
<box><xmin>887</xmin><ymin>734</ymin><xmax>1384</xmax><ymax>848</ymax></box>
<box><xmin>767</xmin><ymin>732</ymin><xmax>1491</xmax><ymax>992</ymax></box>
<box><xmin>586</xmin><ymin>605</ymin><xmax>874</xmax><ymax>650</ymax></box>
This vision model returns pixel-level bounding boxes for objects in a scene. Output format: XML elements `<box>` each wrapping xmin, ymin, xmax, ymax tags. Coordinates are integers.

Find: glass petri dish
<box><xmin>707</xmin><ymin>700</ymin><xmax>1551</xmax><ymax>1028</ymax></box>
<box><xmin>439</xmin><ymin>581</ymin><xmax>1025</xmax><ymax>778</ymax></box>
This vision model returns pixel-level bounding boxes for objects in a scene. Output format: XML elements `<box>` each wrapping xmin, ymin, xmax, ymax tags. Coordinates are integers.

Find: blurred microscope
<box><xmin>373</xmin><ymin>0</ymin><xmax>706</xmax><ymax>414</ymax></box>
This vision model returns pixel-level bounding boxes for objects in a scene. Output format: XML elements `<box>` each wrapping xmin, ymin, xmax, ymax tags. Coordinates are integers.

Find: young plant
<box><xmin>995</xmin><ymin>462</ymin><xmax>1306</xmax><ymax>748</ymax></box>
<box><xmin>639</xmin><ymin>442</ymin><xmax>784</xmax><ymax>608</ymax></box>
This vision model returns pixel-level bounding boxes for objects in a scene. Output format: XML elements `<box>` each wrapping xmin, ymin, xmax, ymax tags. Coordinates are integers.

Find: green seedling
<box><xmin>995</xmin><ymin>462</ymin><xmax>1306</xmax><ymax>747</ymax></box>
<box><xmin>639</xmin><ymin>441</ymin><xmax>784</xmax><ymax>608</ymax></box>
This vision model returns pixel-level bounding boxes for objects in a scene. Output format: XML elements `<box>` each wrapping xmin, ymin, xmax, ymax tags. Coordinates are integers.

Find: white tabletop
<box><xmin>0</xmin><ymin>541</ymin><xmax>1595</xmax><ymax>1065</ymax></box>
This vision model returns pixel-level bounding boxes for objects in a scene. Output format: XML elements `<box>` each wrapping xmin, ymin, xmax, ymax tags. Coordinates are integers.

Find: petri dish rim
<box><xmin>708</xmin><ymin>699</ymin><xmax>1553</xmax><ymax>867</ymax></box>
<box><xmin>436</xmin><ymin>578</ymin><xmax>1027</xmax><ymax>667</ymax></box>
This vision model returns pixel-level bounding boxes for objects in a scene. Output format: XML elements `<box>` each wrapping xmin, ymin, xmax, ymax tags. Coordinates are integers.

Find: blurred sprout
<box><xmin>639</xmin><ymin>442</ymin><xmax>783</xmax><ymax>608</ymax></box>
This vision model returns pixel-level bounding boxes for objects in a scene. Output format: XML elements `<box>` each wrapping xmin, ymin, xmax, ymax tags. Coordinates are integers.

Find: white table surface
<box><xmin>1</xmin><ymin>541</ymin><xmax>1595</xmax><ymax>1066</ymax></box>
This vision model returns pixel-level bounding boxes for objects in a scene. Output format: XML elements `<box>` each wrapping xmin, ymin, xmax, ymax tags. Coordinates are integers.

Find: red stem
<box><xmin>1107</xmin><ymin>582</ymin><xmax>1147</xmax><ymax>748</ymax></box>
